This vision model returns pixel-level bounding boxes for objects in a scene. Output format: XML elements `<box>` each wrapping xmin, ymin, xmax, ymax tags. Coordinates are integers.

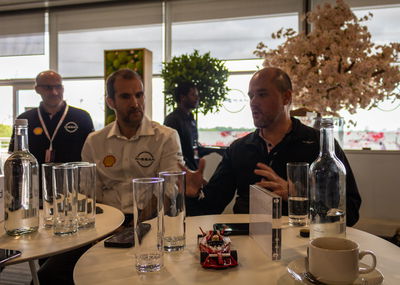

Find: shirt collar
<box><xmin>106</xmin><ymin>115</ymin><xmax>154</xmax><ymax>140</ymax></box>
<box><xmin>39</xmin><ymin>101</ymin><xmax>67</xmax><ymax>116</ymax></box>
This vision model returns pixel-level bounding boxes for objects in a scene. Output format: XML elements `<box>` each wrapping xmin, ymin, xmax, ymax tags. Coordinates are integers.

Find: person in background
<box><xmin>183</xmin><ymin>67</ymin><xmax>361</xmax><ymax>227</ymax></box>
<box><xmin>8</xmin><ymin>70</ymin><xmax>94</xmax><ymax>285</ymax></box>
<box><xmin>9</xmin><ymin>70</ymin><xmax>94</xmax><ymax>164</ymax></box>
<box><xmin>82</xmin><ymin>69</ymin><xmax>183</xmax><ymax>219</ymax></box>
<box><xmin>164</xmin><ymin>82</ymin><xmax>202</xmax><ymax>170</ymax></box>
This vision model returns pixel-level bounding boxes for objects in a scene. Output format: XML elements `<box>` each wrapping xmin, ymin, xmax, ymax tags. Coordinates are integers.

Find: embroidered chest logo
<box><xmin>64</xmin><ymin>121</ymin><xmax>79</xmax><ymax>133</ymax></box>
<box><xmin>103</xmin><ymin>155</ymin><xmax>116</xmax><ymax>167</ymax></box>
<box><xmin>33</xmin><ymin>127</ymin><xmax>43</xmax><ymax>135</ymax></box>
<box><xmin>135</xmin><ymin>151</ymin><xmax>155</xmax><ymax>168</ymax></box>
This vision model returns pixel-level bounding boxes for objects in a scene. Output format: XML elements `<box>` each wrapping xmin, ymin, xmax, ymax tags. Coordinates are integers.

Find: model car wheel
<box><xmin>231</xmin><ymin>250</ymin><xmax>238</xmax><ymax>261</ymax></box>
<box><xmin>200</xmin><ymin>252</ymin><xmax>208</xmax><ymax>263</ymax></box>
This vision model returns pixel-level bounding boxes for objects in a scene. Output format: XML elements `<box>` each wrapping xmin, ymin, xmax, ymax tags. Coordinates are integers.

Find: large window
<box><xmin>0</xmin><ymin>0</ymin><xmax>399</xmax><ymax>151</ymax></box>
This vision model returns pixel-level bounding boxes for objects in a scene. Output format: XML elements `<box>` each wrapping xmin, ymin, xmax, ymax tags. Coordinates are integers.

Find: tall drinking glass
<box><xmin>52</xmin><ymin>164</ymin><xmax>78</xmax><ymax>235</ymax></box>
<box><xmin>42</xmin><ymin>163</ymin><xmax>63</xmax><ymax>228</ymax></box>
<box><xmin>159</xmin><ymin>171</ymin><xmax>186</xmax><ymax>251</ymax></box>
<box><xmin>287</xmin><ymin>162</ymin><xmax>309</xmax><ymax>227</ymax></box>
<box><xmin>132</xmin><ymin>177</ymin><xmax>164</xmax><ymax>273</ymax></box>
<box><xmin>66</xmin><ymin>162</ymin><xmax>96</xmax><ymax>228</ymax></box>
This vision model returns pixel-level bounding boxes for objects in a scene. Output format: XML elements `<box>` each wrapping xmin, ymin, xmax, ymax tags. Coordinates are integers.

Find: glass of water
<box><xmin>159</xmin><ymin>171</ymin><xmax>186</xmax><ymax>252</ymax></box>
<box><xmin>287</xmin><ymin>162</ymin><xmax>309</xmax><ymax>227</ymax></box>
<box><xmin>132</xmin><ymin>177</ymin><xmax>164</xmax><ymax>272</ymax></box>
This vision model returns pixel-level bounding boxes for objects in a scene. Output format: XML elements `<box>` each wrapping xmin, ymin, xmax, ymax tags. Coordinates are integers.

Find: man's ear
<box><xmin>283</xmin><ymin>90</ymin><xmax>292</xmax><ymax>106</ymax></box>
<box><xmin>106</xmin><ymin>97</ymin><xmax>115</xmax><ymax>110</ymax></box>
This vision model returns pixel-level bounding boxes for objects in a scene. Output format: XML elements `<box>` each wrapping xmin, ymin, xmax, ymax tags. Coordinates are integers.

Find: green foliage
<box><xmin>0</xmin><ymin>124</ymin><xmax>12</xmax><ymax>137</ymax></box>
<box><xmin>161</xmin><ymin>50</ymin><xmax>230</xmax><ymax>115</ymax></box>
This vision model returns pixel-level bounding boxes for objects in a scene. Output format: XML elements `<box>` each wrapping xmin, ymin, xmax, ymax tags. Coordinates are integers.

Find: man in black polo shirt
<box><xmin>164</xmin><ymin>82</ymin><xmax>202</xmax><ymax>170</ymax></box>
<box><xmin>9</xmin><ymin>70</ymin><xmax>94</xmax><ymax>164</ymax></box>
<box><xmin>184</xmin><ymin>67</ymin><xmax>361</xmax><ymax>227</ymax></box>
<box><xmin>8</xmin><ymin>70</ymin><xmax>94</xmax><ymax>285</ymax></box>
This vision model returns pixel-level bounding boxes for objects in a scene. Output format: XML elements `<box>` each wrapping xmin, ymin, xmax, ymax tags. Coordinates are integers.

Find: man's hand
<box><xmin>179</xmin><ymin>158</ymin><xmax>207</xmax><ymax>197</ymax></box>
<box><xmin>254</xmin><ymin>162</ymin><xmax>288</xmax><ymax>201</ymax></box>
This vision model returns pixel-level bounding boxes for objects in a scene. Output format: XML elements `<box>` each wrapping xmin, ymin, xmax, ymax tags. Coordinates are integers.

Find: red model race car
<box><xmin>198</xmin><ymin>228</ymin><xmax>238</xmax><ymax>269</ymax></box>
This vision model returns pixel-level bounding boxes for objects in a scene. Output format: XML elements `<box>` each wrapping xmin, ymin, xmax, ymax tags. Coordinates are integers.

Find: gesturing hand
<box><xmin>254</xmin><ymin>162</ymin><xmax>288</xmax><ymax>201</ymax></box>
<box><xmin>179</xmin><ymin>158</ymin><xmax>207</xmax><ymax>197</ymax></box>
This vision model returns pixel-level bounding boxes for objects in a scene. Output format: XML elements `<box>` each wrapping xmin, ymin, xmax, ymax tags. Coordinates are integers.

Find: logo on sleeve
<box><xmin>135</xmin><ymin>151</ymin><xmax>155</xmax><ymax>168</ymax></box>
<box><xmin>33</xmin><ymin>127</ymin><xmax>43</xmax><ymax>135</ymax></box>
<box><xmin>64</xmin><ymin>121</ymin><xmax>79</xmax><ymax>133</ymax></box>
<box><xmin>103</xmin><ymin>155</ymin><xmax>116</xmax><ymax>167</ymax></box>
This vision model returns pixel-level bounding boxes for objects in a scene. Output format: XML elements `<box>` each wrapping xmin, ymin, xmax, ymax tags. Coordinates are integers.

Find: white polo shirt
<box><xmin>81</xmin><ymin>116</ymin><xmax>183</xmax><ymax>213</ymax></box>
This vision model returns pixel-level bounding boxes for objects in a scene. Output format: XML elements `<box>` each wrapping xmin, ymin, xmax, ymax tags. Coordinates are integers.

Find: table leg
<box><xmin>29</xmin><ymin>260</ymin><xmax>40</xmax><ymax>285</ymax></box>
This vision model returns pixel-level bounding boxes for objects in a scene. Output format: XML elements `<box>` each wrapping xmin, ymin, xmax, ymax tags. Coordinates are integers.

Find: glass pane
<box><xmin>58</xmin><ymin>25</ymin><xmax>162</xmax><ymax>77</ymax></box>
<box><xmin>62</xmin><ymin>79</ymin><xmax>105</xmax><ymax>131</ymax></box>
<box><xmin>0</xmin><ymin>54</ymin><xmax>49</xmax><ymax>80</ymax></box>
<box><xmin>17</xmin><ymin>89</ymin><xmax>41</xmax><ymax>115</ymax></box>
<box><xmin>339</xmin><ymin>5</ymin><xmax>400</xmax><ymax>150</ymax></box>
<box><xmin>172</xmin><ymin>14</ymin><xmax>298</xmax><ymax>59</ymax></box>
<box><xmin>198</xmin><ymin>74</ymin><xmax>255</xmax><ymax>146</ymax></box>
<box><xmin>152</xmin><ymin>77</ymin><xmax>165</xmax><ymax>124</ymax></box>
<box><xmin>0</xmin><ymin>86</ymin><xmax>13</xmax><ymax>152</ymax></box>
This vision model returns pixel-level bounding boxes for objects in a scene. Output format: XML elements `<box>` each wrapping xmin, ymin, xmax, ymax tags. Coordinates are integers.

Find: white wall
<box><xmin>346</xmin><ymin>150</ymin><xmax>400</xmax><ymax>236</ymax></box>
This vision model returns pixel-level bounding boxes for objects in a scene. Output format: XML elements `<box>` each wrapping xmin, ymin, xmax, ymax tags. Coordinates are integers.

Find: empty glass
<box><xmin>52</xmin><ymin>164</ymin><xmax>78</xmax><ymax>235</ymax></box>
<box><xmin>159</xmin><ymin>171</ymin><xmax>186</xmax><ymax>252</ymax></box>
<box><xmin>132</xmin><ymin>177</ymin><xmax>164</xmax><ymax>272</ymax></box>
<box><xmin>66</xmin><ymin>162</ymin><xmax>96</xmax><ymax>228</ymax></box>
<box><xmin>42</xmin><ymin>163</ymin><xmax>63</xmax><ymax>228</ymax></box>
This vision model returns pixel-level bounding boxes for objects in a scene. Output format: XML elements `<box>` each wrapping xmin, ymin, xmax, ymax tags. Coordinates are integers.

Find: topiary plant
<box><xmin>161</xmin><ymin>50</ymin><xmax>230</xmax><ymax>115</ymax></box>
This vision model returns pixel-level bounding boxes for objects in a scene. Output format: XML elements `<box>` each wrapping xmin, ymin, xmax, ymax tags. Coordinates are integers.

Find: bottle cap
<box><xmin>15</xmin><ymin>119</ymin><xmax>28</xmax><ymax>126</ymax></box>
<box><xmin>299</xmin><ymin>228</ymin><xmax>310</xmax><ymax>238</ymax></box>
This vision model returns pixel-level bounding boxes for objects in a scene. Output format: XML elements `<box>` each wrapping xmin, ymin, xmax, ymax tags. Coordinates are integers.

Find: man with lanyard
<box><xmin>82</xmin><ymin>68</ymin><xmax>183</xmax><ymax>224</ymax></box>
<box><xmin>183</xmin><ymin>67</ymin><xmax>361</xmax><ymax>227</ymax></box>
<box><xmin>9</xmin><ymin>70</ymin><xmax>94</xmax><ymax>285</ymax></box>
<box><xmin>9</xmin><ymin>70</ymin><xmax>94</xmax><ymax>165</ymax></box>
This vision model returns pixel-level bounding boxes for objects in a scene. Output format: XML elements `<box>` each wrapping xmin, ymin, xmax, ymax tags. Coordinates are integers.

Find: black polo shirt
<box><xmin>164</xmin><ymin>108</ymin><xmax>199</xmax><ymax>170</ymax></box>
<box><xmin>187</xmin><ymin>118</ymin><xmax>361</xmax><ymax>227</ymax></box>
<box><xmin>9</xmin><ymin>102</ymin><xmax>94</xmax><ymax>165</ymax></box>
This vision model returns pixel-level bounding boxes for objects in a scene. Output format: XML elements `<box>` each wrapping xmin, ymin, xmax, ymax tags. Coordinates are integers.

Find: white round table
<box><xmin>73</xmin><ymin>214</ymin><xmax>400</xmax><ymax>285</ymax></box>
<box><xmin>0</xmin><ymin>204</ymin><xmax>124</xmax><ymax>284</ymax></box>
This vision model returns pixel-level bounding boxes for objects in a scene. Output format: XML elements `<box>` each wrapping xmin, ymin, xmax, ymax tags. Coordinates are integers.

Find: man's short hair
<box><xmin>106</xmin><ymin>69</ymin><xmax>142</xmax><ymax>99</ymax></box>
<box><xmin>272</xmin><ymin>69</ymin><xmax>292</xmax><ymax>94</ymax></box>
<box><xmin>173</xmin><ymin>82</ymin><xmax>196</xmax><ymax>103</ymax></box>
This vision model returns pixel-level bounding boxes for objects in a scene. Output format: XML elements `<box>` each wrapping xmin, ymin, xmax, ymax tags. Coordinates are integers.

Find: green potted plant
<box><xmin>161</xmin><ymin>50</ymin><xmax>230</xmax><ymax>115</ymax></box>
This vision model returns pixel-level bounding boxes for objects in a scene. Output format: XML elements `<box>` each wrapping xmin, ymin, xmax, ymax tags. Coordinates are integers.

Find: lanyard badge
<box><xmin>38</xmin><ymin>105</ymin><xmax>69</xmax><ymax>162</ymax></box>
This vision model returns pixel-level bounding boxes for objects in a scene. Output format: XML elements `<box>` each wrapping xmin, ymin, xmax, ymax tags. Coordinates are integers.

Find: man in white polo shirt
<box><xmin>82</xmin><ymin>69</ymin><xmax>183</xmax><ymax>217</ymax></box>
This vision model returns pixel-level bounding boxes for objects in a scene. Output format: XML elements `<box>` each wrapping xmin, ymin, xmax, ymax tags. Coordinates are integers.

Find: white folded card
<box><xmin>249</xmin><ymin>184</ymin><xmax>282</xmax><ymax>260</ymax></box>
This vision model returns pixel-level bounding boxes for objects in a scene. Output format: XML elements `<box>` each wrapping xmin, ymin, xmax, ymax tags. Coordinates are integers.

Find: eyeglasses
<box><xmin>37</xmin><ymin>84</ymin><xmax>63</xmax><ymax>91</ymax></box>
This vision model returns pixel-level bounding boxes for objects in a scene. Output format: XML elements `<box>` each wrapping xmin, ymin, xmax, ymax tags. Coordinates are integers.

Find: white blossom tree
<box><xmin>254</xmin><ymin>0</ymin><xmax>400</xmax><ymax>116</ymax></box>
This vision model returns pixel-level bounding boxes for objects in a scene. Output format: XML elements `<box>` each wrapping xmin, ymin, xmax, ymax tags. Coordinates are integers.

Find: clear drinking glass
<box><xmin>66</xmin><ymin>162</ymin><xmax>96</xmax><ymax>228</ymax></box>
<box><xmin>52</xmin><ymin>164</ymin><xmax>78</xmax><ymax>235</ymax></box>
<box><xmin>132</xmin><ymin>177</ymin><xmax>164</xmax><ymax>272</ymax></box>
<box><xmin>159</xmin><ymin>171</ymin><xmax>186</xmax><ymax>251</ymax></box>
<box><xmin>42</xmin><ymin>163</ymin><xmax>63</xmax><ymax>228</ymax></box>
<box><xmin>287</xmin><ymin>162</ymin><xmax>309</xmax><ymax>226</ymax></box>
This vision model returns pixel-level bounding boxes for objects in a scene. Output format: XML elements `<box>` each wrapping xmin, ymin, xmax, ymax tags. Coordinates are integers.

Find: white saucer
<box><xmin>287</xmin><ymin>257</ymin><xmax>384</xmax><ymax>285</ymax></box>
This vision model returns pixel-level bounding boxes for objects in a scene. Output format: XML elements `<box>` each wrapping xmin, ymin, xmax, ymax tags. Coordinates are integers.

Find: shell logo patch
<box><xmin>33</xmin><ymin>127</ymin><xmax>43</xmax><ymax>135</ymax></box>
<box><xmin>103</xmin><ymin>155</ymin><xmax>116</xmax><ymax>167</ymax></box>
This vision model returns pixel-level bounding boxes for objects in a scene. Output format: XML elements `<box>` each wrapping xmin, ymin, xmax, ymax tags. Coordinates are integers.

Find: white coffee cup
<box><xmin>308</xmin><ymin>237</ymin><xmax>377</xmax><ymax>285</ymax></box>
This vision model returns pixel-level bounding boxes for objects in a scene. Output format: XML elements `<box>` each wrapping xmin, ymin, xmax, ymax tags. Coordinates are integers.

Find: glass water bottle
<box><xmin>309</xmin><ymin>118</ymin><xmax>346</xmax><ymax>239</ymax></box>
<box><xmin>4</xmin><ymin>119</ymin><xmax>39</xmax><ymax>236</ymax></box>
